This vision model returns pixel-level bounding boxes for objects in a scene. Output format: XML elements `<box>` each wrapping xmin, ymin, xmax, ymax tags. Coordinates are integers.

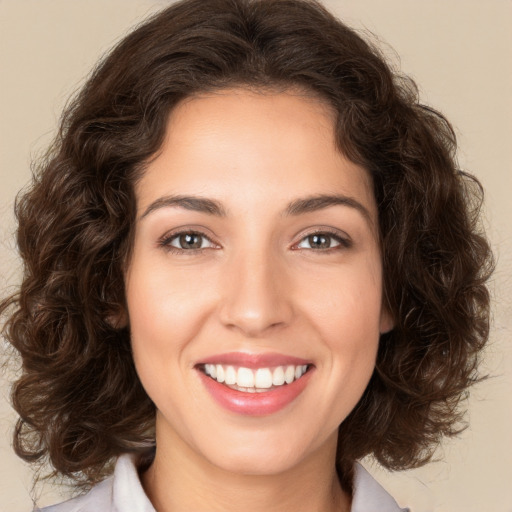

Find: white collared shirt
<box><xmin>37</xmin><ymin>454</ymin><xmax>408</xmax><ymax>512</ymax></box>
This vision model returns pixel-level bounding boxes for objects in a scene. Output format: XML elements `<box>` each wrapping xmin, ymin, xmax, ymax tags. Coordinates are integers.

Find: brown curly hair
<box><xmin>0</xmin><ymin>0</ymin><xmax>492</xmax><ymax>493</ymax></box>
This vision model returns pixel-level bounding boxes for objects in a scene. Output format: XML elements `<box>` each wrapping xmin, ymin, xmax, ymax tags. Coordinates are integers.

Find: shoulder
<box><xmin>35</xmin><ymin>453</ymin><xmax>155</xmax><ymax>512</ymax></box>
<box><xmin>351</xmin><ymin>463</ymin><xmax>410</xmax><ymax>512</ymax></box>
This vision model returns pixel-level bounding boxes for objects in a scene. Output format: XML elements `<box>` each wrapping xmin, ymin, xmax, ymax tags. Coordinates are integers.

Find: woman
<box><xmin>0</xmin><ymin>0</ymin><xmax>493</xmax><ymax>510</ymax></box>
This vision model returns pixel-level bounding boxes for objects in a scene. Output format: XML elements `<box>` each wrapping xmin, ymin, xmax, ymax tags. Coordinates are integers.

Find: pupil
<box><xmin>309</xmin><ymin>234</ymin><xmax>329</xmax><ymax>248</ymax></box>
<box><xmin>180</xmin><ymin>233</ymin><xmax>201</xmax><ymax>249</ymax></box>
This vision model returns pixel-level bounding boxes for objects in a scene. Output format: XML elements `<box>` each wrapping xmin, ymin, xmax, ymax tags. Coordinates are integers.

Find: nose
<box><xmin>218</xmin><ymin>250</ymin><xmax>294</xmax><ymax>337</ymax></box>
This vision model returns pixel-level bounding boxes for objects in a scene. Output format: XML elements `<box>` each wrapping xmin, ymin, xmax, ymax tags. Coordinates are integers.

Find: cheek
<box><xmin>125</xmin><ymin>264</ymin><xmax>209</xmax><ymax>409</ymax></box>
<box><xmin>319</xmin><ymin>287</ymin><xmax>380</xmax><ymax>381</ymax></box>
<box><xmin>124</xmin><ymin>265</ymin><xmax>190</xmax><ymax>394</ymax></box>
<box><xmin>126</xmin><ymin>256</ymin><xmax>215</xmax><ymax>346</ymax></box>
<box><xmin>301</xmin><ymin>256</ymin><xmax>384</xmax><ymax>340</ymax></box>
<box><xmin>298</xmin><ymin>258</ymin><xmax>382</xmax><ymax>401</ymax></box>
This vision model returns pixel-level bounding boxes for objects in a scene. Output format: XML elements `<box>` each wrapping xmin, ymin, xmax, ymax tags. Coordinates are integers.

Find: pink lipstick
<box><xmin>196</xmin><ymin>352</ymin><xmax>313</xmax><ymax>416</ymax></box>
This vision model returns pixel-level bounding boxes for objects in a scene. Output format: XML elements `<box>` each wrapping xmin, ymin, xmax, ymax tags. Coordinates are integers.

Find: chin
<box><xmin>210</xmin><ymin>447</ymin><xmax>304</xmax><ymax>477</ymax></box>
<box><xmin>197</xmin><ymin>426</ymin><xmax>330</xmax><ymax>477</ymax></box>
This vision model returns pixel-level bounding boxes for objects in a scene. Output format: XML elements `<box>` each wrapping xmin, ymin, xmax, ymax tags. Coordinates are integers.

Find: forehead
<box><xmin>136</xmin><ymin>88</ymin><xmax>376</xmax><ymax>223</ymax></box>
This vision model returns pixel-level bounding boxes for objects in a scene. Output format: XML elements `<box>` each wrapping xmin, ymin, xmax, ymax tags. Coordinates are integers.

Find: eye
<box><xmin>160</xmin><ymin>231</ymin><xmax>217</xmax><ymax>252</ymax></box>
<box><xmin>295</xmin><ymin>231</ymin><xmax>350</xmax><ymax>251</ymax></box>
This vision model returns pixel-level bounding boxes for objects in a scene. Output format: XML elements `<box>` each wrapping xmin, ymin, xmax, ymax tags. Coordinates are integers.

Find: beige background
<box><xmin>1</xmin><ymin>1</ymin><xmax>511</xmax><ymax>511</ymax></box>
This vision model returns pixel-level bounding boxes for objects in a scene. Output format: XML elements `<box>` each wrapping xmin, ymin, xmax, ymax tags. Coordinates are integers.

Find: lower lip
<box><xmin>198</xmin><ymin>369</ymin><xmax>313</xmax><ymax>416</ymax></box>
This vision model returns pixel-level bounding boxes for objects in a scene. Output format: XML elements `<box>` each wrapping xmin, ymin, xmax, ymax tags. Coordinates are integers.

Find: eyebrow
<box><xmin>284</xmin><ymin>194</ymin><xmax>373</xmax><ymax>226</ymax></box>
<box><xmin>140</xmin><ymin>195</ymin><xmax>227</xmax><ymax>219</ymax></box>
<box><xmin>140</xmin><ymin>193</ymin><xmax>372</xmax><ymax>225</ymax></box>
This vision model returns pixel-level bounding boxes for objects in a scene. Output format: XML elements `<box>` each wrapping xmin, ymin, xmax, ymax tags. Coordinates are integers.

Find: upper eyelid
<box><xmin>158</xmin><ymin>226</ymin><xmax>218</xmax><ymax>244</ymax></box>
<box><xmin>291</xmin><ymin>230</ymin><xmax>351</xmax><ymax>250</ymax></box>
<box><xmin>291</xmin><ymin>226</ymin><xmax>351</xmax><ymax>245</ymax></box>
<box><xmin>159</xmin><ymin>231</ymin><xmax>218</xmax><ymax>248</ymax></box>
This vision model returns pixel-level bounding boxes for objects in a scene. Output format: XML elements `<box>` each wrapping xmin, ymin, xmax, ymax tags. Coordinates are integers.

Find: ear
<box><xmin>379</xmin><ymin>307</ymin><xmax>394</xmax><ymax>334</ymax></box>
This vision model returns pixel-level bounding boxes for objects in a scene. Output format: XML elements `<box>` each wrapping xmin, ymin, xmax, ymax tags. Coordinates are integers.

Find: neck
<box><xmin>141</xmin><ymin>426</ymin><xmax>350</xmax><ymax>512</ymax></box>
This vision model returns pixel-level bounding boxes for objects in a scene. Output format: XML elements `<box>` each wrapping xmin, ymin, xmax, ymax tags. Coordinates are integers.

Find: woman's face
<box><xmin>125</xmin><ymin>89</ymin><xmax>392</xmax><ymax>476</ymax></box>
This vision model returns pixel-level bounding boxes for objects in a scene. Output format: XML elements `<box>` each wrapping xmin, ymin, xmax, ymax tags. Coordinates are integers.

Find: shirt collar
<box><xmin>351</xmin><ymin>463</ymin><xmax>409</xmax><ymax>512</ymax></box>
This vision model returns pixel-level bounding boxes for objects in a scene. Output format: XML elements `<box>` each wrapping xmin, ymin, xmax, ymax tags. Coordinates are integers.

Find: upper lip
<box><xmin>196</xmin><ymin>351</ymin><xmax>313</xmax><ymax>369</ymax></box>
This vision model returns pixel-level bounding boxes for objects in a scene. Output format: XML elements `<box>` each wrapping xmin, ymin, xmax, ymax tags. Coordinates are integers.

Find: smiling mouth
<box><xmin>200</xmin><ymin>364</ymin><xmax>310</xmax><ymax>393</ymax></box>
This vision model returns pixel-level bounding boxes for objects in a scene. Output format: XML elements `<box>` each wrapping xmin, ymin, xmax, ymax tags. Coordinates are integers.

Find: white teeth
<box><xmin>255</xmin><ymin>368</ymin><xmax>273</xmax><ymax>389</ymax></box>
<box><xmin>272</xmin><ymin>366</ymin><xmax>285</xmax><ymax>386</ymax></box>
<box><xmin>205</xmin><ymin>364</ymin><xmax>217</xmax><ymax>379</ymax></box>
<box><xmin>284</xmin><ymin>365</ymin><xmax>295</xmax><ymax>384</ymax></box>
<box><xmin>237</xmin><ymin>367</ymin><xmax>255</xmax><ymax>387</ymax></box>
<box><xmin>204</xmin><ymin>363</ymin><xmax>309</xmax><ymax>391</ymax></box>
<box><xmin>294</xmin><ymin>365</ymin><xmax>308</xmax><ymax>380</ymax></box>
<box><xmin>225</xmin><ymin>365</ymin><xmax>236</xmax><ymax>385</ymax></box>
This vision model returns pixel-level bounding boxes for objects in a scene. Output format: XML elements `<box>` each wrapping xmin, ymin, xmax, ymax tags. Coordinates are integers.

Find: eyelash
<box><xmin>157</xmin><ymin>229</ymin><xmax>352</xmax><ymax>255</ymax></box>
<box><xmin>293</xmin><ymin>229</ymin><xmax>352</xmax><ymax>252</ymax></box>
<box><xmin>158</xmin><ymin>230</ymin><xmax>217</xmax><ymax>255</ymax></box>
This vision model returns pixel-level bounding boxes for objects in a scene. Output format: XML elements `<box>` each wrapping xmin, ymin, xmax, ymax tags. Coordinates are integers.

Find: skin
<box><xmin>124</xmin><ymin>88</ymin><xmax>393</xmax><ymax>512</ymax></box>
